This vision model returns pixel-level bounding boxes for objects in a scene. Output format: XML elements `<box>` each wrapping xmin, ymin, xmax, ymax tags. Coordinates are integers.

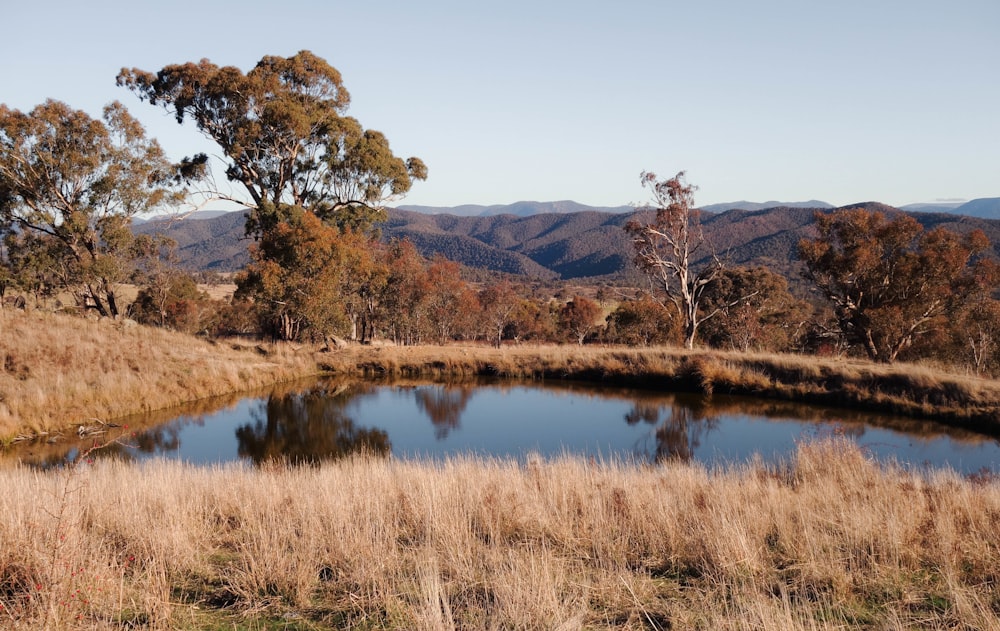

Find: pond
<box><xmin>6</xmin><ymin>378</ymin><xmax>1000</xmax><ymax>473</ymax></box>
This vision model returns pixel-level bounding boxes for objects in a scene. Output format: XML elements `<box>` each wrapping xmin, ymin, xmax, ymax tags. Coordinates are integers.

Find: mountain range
<box><xmin>397</xmin><ymin>200</ymin><xmax>634</xmax><ymax>217</ymax></box>
<box><xmin>394</xmin><ymin>197</ymin><xmax>1000</xmax><ymax>219</ymax></box>
<box><xmin>134</xmin><ymin>199</ymin><xmax>1000</xmax><ymax>287</ymax></box>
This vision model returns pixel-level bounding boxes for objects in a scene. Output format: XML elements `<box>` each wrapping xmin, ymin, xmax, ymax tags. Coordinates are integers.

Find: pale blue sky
<box><xmin>2</xmin><ymin>0</ymin><xmax>997</xmax><ymax>209</ymax></box>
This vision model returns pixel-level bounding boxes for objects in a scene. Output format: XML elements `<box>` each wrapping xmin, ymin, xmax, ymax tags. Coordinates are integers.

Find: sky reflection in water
<box><xmin>10</xmin><ymin>380</ymin><xmax>1000</xmax><ymax>473</ymax></box>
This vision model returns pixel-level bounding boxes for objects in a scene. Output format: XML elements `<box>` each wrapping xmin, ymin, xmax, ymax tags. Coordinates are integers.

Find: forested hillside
<box><xmin>134</xmin><ymin>204</ymin><xmax>1000</xmax><ymax>286</ymax></box>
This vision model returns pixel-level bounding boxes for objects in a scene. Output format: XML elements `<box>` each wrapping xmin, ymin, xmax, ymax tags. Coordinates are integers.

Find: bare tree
<box><xmin>625</xmin><ymin>171</ymin><xmax>724</xmax><ymax>349</ymax></box>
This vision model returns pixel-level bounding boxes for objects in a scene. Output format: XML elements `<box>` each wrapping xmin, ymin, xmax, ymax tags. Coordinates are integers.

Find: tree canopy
<box><xmin>700</xmin><ymin>266</ymin><xmax>809</xmax><ymax>352</ymax></box>
<box><xmin>234</xmin><ymin>206</ymin><xmax>359</xmax><ymax>342</ymax></box>
<box><xmin>118</xmin><ymin>51</ymin><xmax>426</xmax><ymax>234</ymax></box>
<box><xmin>0</xmin><ymin>99</ymin><xmax>192</xmax><ymax>317</ymax></box>
<box><xmin>798</xmin><ymin>208</ymin><xmax>997</xmax><ymax>362</ymax></box>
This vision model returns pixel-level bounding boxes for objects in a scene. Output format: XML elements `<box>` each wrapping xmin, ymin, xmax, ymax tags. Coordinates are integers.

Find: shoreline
<box><xmin>318</xmin><ymin>344</ymin><xmax>1000</xmax><ymax>435</ymax></box>
<box><xmin>2</xmin><ymin>309</ymin><xmax>1000</xmax><ymax>444</ymax></box>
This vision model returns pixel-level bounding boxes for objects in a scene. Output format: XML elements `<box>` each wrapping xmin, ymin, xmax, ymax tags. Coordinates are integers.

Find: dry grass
<box><xmin>197</xmin><ymin>283</ymin><xmax>237</xmax><ymax>302</ymax></box>
<box><xmin>1</xmin><ymin>439</ymin><xmax>998</xmax><ymax>629</ymax></box>
<box><xmin>0</xmin><ymin>309</ymin><xmax>316</xmax><ymax>441</ymax></box>
<box><xmin>3</xmin><ymin>308</ymin><xmax>1000</xmax><ymax>444</ymax></box>
<box><xmin>320</xmin><ymin>345</ymin><xmax>1000</xmax><ymax>433</ymax></box>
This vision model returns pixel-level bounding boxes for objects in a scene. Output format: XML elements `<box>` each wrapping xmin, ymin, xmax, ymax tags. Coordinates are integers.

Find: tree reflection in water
<box><xmin>413</xmin><ymin>386</ymin><xmax>475</xmax><ymax>439</ymax></box>
<box><xmin>19</xmin><ymin>423</ymin><xmax>186</xmax><ymax>470</ymax></box>
<box><xmin>235</xmin><ymin>384</ymin><xmax>390</xmax><ymax>465</ymax></box>
<box><xmin>626</xmin><ymin>398</ymin><xmax>719</xmax><ymax>463</ymax></box>
<box><xmin>10</xmin><ymin>379</ymin><xmax>999</xmax><ymax>472</ymax></box>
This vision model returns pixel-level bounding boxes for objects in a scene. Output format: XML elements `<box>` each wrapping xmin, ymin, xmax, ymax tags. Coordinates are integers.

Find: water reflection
<box><xmin>3</xmin><ymin>378</ymin><xmax>999</xmax><ymax>473</ymax></box>
<box><xmin>413</xmin><ymin>386</ymin><xmax>474</xmax><ymax>439</ymax></box>
<box><xmin>2</xmin><ymin>390</ymin><xmax>255</xmax><ymax>469</ymax></box>
<box><xmin>625</xmin><ymin>401</ymin><xmax>720</xmax><ymax>462</ymax></box>
<box><xmin>235</xmin><ymin>383</ymin><xmax>390</xmax><ymax>465</ymax></box>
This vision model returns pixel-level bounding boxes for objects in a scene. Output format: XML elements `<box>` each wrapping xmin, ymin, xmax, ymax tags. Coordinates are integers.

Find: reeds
<box><xmin>1</xmin><ymin>439</ymin><xmax>998</xmax><ymax>629</ymax></box>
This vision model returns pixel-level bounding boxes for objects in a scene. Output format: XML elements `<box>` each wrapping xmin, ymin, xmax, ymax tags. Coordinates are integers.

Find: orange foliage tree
<box><xmin>558</xmin><ymin>295</ymin><xmax>603</xmax><ymax>345</ymax></box>
<box><xmin>235</xmin><ymin>207</ymin><xmax>360</xmax><ymax>342</ymax></box>
<box><xmin>798</xmin><ymin>208</ymin><xmax>997</xmax><ymax>363</ymax></box>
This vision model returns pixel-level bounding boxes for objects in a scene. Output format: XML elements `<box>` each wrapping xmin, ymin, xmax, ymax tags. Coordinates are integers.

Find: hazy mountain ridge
<box><xmin>403</xmin><ymin>197</ymin><xmax>1000</xmax><ymax>220</ymax></box>
<box><xmin>397</xmin><ymin>200</ymin><xmax>633</xmax><ymax>217</ymax></box>
<box><xmin>900</xmin><ymin>202</ymin><xmax>964</xmax><ymax>213</ymax></box>
<box><xmin>953</xmin><ymin>198</ymin><xmax>1000</xmax><ymax>219</ymax></box>
<box><xmin>900</xmin><ymin>198</ymin><xmax>1000</xmax><ymax>219</ymax></box>
<box><xmin>136</xmin><ymin>211</ymin><xmax>250</xmax><ymax>271</ymax></box>
<box><xmin>383</xmin><ymin>209</ymin><xmax>636</xmax><ymax>279</ymax></box>
<box><xmin>699</xmin><ymin>200</ymin><xmax>834</xmax><ymax>212</ymax></box>
<box><xmin>134</xmin><ymin>201</ymin><xmax>1000</xmax><ymax>281</ymax></box>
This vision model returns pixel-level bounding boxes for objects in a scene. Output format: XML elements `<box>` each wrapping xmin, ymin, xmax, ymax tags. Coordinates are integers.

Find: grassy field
<box><xmin>3</xmin><ymin>311</ymin><xmax>1000</xmax><ymax>628</ymax></box>
<box><xmin>1</xmin><ymin>439</ymin><xmax>998</xmax><ymax>630</ymax></box>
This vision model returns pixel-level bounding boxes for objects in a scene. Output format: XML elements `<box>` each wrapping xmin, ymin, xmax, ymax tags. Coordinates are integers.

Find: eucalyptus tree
<box><xmin>699</xmin><ymin>266</ymin><xmax>810</xmax><ymax>352</ymax></box>
<box><xmin>118</xmin><ymin>51</ymin><xmax>426</xmax><ymax>339</ymax></box>
<box><xmin>605</xmin><ymin>295</ymin><xmax>679</xmax><ymax>346</ymax></box>
<box><xmin>117</xmin><ymin>50</ymin><xmax>426</xmax><ymax>235</ymax></box>
<box><xmin>625</xmin><ymin>171</ymin><xmax>725</xmax><ymax>349</ymax></box>
<box><xmin>479</xmin><ymin>281</ymin><xmax>520</xmax><ymax>348</ymax></box>
<box><xmin>558</xmin><ymin>295</ymin><xmax>602</xmax><ymax>345</ymax></box>
<box><xmin>798</xmin><ymin>207</ymin><xmax>996</xmax><ymax>363</ymax></box>
<box><xmin>0</xmin><ymin>100</ymin><xmax>195</xmax><ymax>317</ymax></box>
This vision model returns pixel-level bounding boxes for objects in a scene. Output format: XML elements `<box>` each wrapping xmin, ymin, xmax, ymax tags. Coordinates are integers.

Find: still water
<box><xmin>9</xmin><ymin>379</ymin><xmax>1000</xmax><ymax>473</ymax></box>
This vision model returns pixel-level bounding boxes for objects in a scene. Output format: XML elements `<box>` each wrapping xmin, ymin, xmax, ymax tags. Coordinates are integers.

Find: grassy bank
<box><xmin>319</xmin><ymin>344</ymin><xmax>1000</xmax><ymax>434</ymax></box>
<box><xmin>1</xmin><ymin>439</ymin><xmax>998</xmax><ymax>629</ymax></box>
<box><xmin>3</xmin><ymin>309</ymin><xmax>1000</xmax><ymax>443</ymax></box>
<box><xmin>0</xmin><ymin>309</ymin><xmax>316</xmax><ymax>441</ymax></box>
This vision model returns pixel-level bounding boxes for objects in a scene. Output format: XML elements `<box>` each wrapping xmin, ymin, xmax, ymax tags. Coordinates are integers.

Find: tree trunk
<box><xmin>279</xmin><ymin>313</ymin><xmax>299</xmax><ymax>341</ymax></box>
<box><xmin>107</xmin><ymin>288</ymin><xmax>120</xmax><ymax>319</ymax></box>
<box><xmin>683</xmin><ymin>304</ymin><xmax>698</xmax><ymax>350</ymax></box>
<box><xmin>348</xmin><ymin>314</ymin><xmax>359</xmax><ymax>342</ymax></box>
<box><xmin>683</xmin><ymin>324</ymin><xmax>696</xmax><ymax>350</ymax></box>
<box><xmin>863</xmin><ymin>329</ymin><xmax>884</xmax><ymax>362</ymax></box>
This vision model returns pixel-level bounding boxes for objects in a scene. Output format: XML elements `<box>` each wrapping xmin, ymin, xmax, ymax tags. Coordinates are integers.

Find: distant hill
<box><xmin>133</xmin><ymin>202</ymin><xmax>1000</xmax><ymax>284</ymax></box>
<box><xmin>699</xmin><ymin>200</ymin><xmax>834</xmax><ymax>213</ymax></box>
<box><xmin>134</xmin><ymin>211</ymin><xmax>250</xmax><ymax>271</ymax></box>
<box><xmin>900</xmin><ymin>202</ymin><xmax>965</xmax><ymax>213</ymax></box>
<box><xmin>900</xmin><ymin>198</ymin><xmax>1000</xmax><ymax>219</ymax></box>
<box><xmin>399</xmin><ymin>200</ymin><xmax>834</xmax><ymax>216</ymax></box>
<box><xmin>384</xmin><ymin>209</ymin><xmax>634</xmax><ymax>279</ymax></box>
<box><xmin>953</xmin><ymin>198</ymin><xmax>1000</xmax><ymax>219</ymax></box>
<box><xmin>397</xmin><ymin>200</ymin><xmax>634</xmax><ymax>217</ymax></box>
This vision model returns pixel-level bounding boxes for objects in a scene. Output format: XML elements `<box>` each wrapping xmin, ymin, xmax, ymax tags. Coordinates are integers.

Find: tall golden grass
<box><xmin>0</xmin><ymin>309</ymin><xmax>316</xmax><ymax>441</ymax></box>
<box><xmin>1</xmin><ymin>440</ymin><xmax>998</xmax><ymax>629</ymax></box>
